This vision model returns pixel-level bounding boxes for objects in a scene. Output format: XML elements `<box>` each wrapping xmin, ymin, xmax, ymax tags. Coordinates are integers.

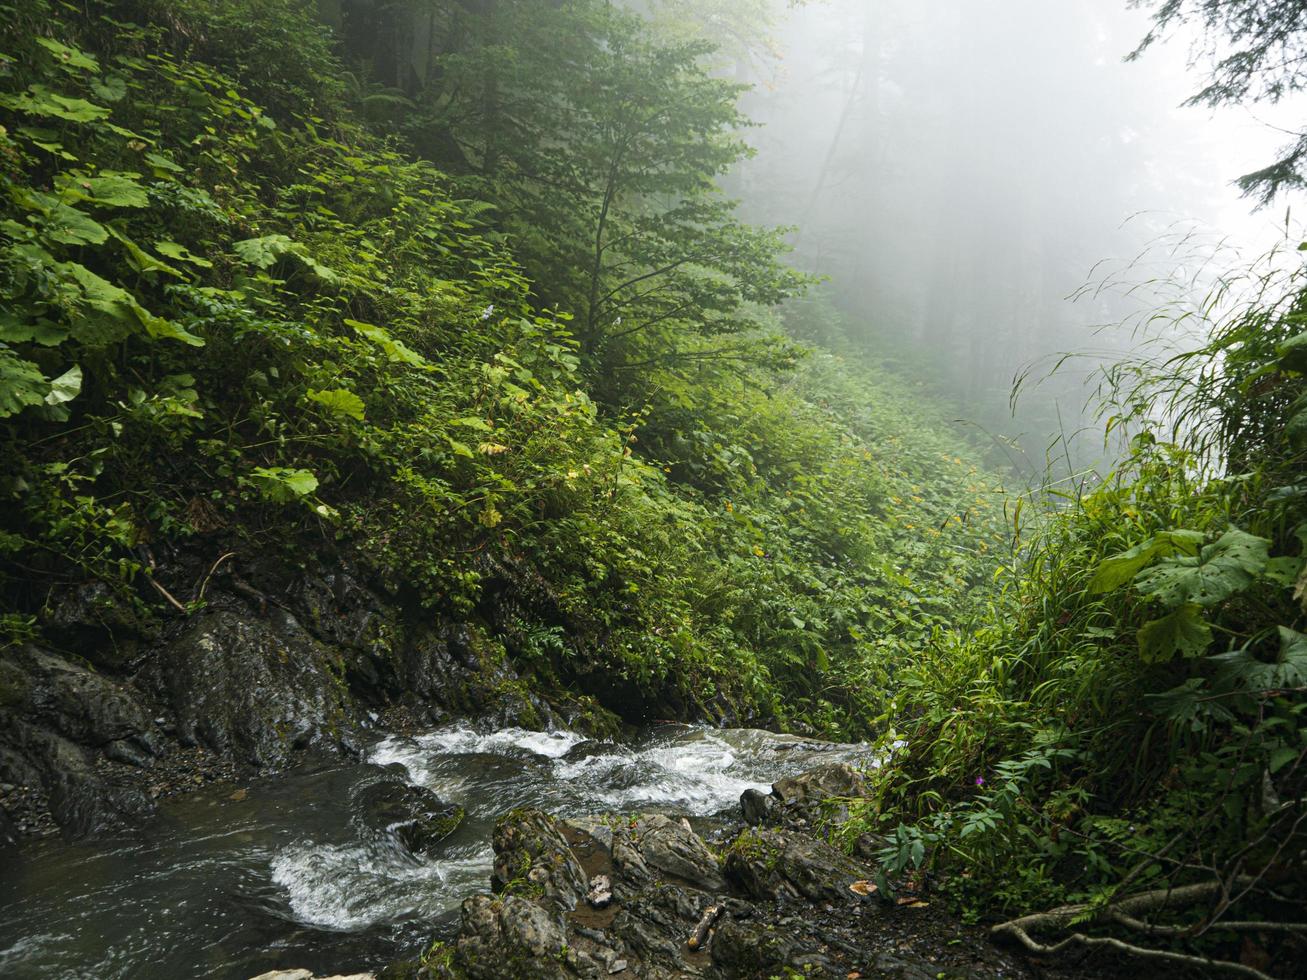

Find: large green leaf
<box><xmin>306</xmin><ymin>387</ymin><xmax>365</xmax><ymax>421</ymax></box>
<box><xmin>1</xmin><ymin>85</ymin><xmax>111</xmax><ymax>122</ymax></box>
<box><xmin>40</xmin><ymin>203</ymin><xmax>108</xmax><ymax>245</ymax></box>
<box><xmin>249</xmin><ymin>466</ymin><xmax>319</xmax><ymax>502</ymax></box>
<box><xmin>44</xmin><ymin>364</ymin><xmax>82</xmax><ymax>406</ymax></box>
<box><xmin>60</xmin><ymin>173</ymin><xmax>149</xmax><ymax>208</ymax></box>
<box><xmin>1280</xmin><ymin>331</ymin><xmax>1307</xmax><ymax>373</ymax></box>
<box><xmin>1137</xmin><ymin>603</ymin><xmax>1212</xmax><ymax>663</ymax></box>
<box><xmin>347</xmin><ymin>319</ymin><xmax>430</xmax><ymax>368</ymax></box>
<box><xmin>0</xmin><ymin>351</ymin><xmax>50</xmax><ymax>417</ymax></box>
<box><xmin>1210</xmin><ymin>628</ymin><xmax>1307</xmax><ymax>692</ymax></box>
<box><xmin>0</xmin><ymin>315</ymin><xmax>70</xmax><ymax>346</ymax></box>
<box><xmin>34</xmin><ymin>38</ymin><xmax>99</xmax><ymax>74</ymax></box>
<box><xmin>1089</xmin><ymin>529</ymin><xmax>1204</xmax><ymax>593</ymax></box>
<box><xmin>108</xmin><ymin>228</ymin><xmax>184</xmax><ymax>278</ymax></box>
<box><xmin>1134</xmin><ymin>529</ymin><xmax>1270</xmax><ymax>608</ymax></box>
<box><xmin>155</xmin><ymin>241</ymin><xmax>213</xmax><ymax>269</ymax></box>
<box><xmin>1286</xmin><ymin>398</ymin><xmax>1307</xmax><ymax>449</ymax></box>
<box><xmin>60</xmin><ymin>262</ymin><xmax>204</xmax><ymax>347</ymax></box>
<box><xmin>233</xmin><ymin>235</ymin><xmax>338</xmax><ymax>282</ymax></box>
<box><xmin>233</xmin><ymin>234</ymin><xmax>296</xmax><ymax>269</ymax></box>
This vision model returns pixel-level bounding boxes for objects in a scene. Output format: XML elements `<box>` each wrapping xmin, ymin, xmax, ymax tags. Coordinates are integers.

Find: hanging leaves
<box><xmin>34</xmin><ymin>38</ymin><xmax>99</xmax><ymax>74</ymax></box>
<box><xmin>306</xmin><ymin>387</ymin><xmax>365</xmax><ymax>421</ymax></box>
<box><xmin>1137</xmin><ymin>603</ymin><xmax>1213</xmax><ymax>663</ymax></box>
<box><xmin>247</xmin><ymin>466</ymin><xmax>320</xmax><ymax>502</ymax></box>
<box><xmin>0</xmin><ymin>351</ymin><xmax>51</xmax><ymax>418</ymax></box>
<box><xmin>1</xmin><ymin>84</ymin><xmax>111</xmax><ymax>122</ymax></box>
<box><xmin>346</xmin><ymin>319</ymin><xmax>429</xmax><ymax>368</ymax></box>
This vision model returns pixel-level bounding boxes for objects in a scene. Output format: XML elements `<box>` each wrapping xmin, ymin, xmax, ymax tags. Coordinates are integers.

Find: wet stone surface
<box><xmin>0</xmin><ymin>724</ymin><xmax>879</xmax><ymax>979</ymax></box>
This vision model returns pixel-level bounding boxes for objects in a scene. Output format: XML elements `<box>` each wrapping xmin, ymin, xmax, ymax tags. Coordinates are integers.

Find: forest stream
<box><xmin>0</xmin><ymin>726</ymin><xmax>875</xmax><ymax>979</ymax></box>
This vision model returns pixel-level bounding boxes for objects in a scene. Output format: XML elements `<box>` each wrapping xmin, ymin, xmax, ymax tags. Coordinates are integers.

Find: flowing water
<box><xmin>0</xmin><ymin>724</ymin><xmax>876</xmax><ymax>980</ymax></box>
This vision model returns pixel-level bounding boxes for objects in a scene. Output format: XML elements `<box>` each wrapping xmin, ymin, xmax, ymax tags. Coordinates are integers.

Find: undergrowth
<box><xmin>854</xmin><ymin>249</ymin><xmax>1307</xmax><ymax>971</ymax></box>
<box><xmin>0</xmin><ymin>0</ymin><xmax>1007</xmax><ymax>734</ymax></box>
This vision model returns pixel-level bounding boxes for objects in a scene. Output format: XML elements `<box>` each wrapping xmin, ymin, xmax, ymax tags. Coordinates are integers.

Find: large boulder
<box><xmin>710</xmin><ymin>917</ymin><xmax>796</xmax><ymax>978</ymax></box>
<box><xmin>42</xmin><ymin>581</ymin><xmax>154</xmax><ymax>671</ymax></box>
<box><xmin>0</xmin><ymin>804</ymin><xmax>18</xmax><ymax>847</ymax></box>
<box><xmin>608</xmin><ymin>881</ymin><xmax>705</xmax><ymax>971</ymax></box>
<box><xmin>492</xmin><ymin>809</ymin><xmax>588</xmax><ymax>913</ymax></box>
<box><xmin>0</xmin><ymin>647</ymin><xmax>158</xmax><ymax>838</ymax></box>
<box><xmin>0</xmin><ymin>645</ymin><xmax>155</xmax><ymax>751</ymax></box>
<box><xmin>742</xmin><ymin>762</ymin><xmax>868</xmax><ymax>831</ymax></box>
<box><xmin>4</xmin><ymin>719</ymin><xmax>154</xmax><ymax>838</ymax></box>
<box><xmin>353</xmin><ymin>771</ymin><xmax>463</xmax><ymax>855</ymax></box>
<box><xmin>151</xmin><ymin>608</ymin><xmax>357</xmax><ymax>769</ymax></box>
<box><xmin>722</xmin><ymin>828</ymin><xmax>865</xmax><ymax>905</ymax></box>
<box><xmin>453</xmin><ymin>895</ymin><xmax>578</xmax><ymax>980</ymax></box>
<box><xmin>772</xmin><ymin>763</ymin><xmax>866</xmax><ymax>808</ymax></box>
<box><xmin>629</xmin><ymin>815</ymin><xmax>726</xmax><ymax>892</ymax></box>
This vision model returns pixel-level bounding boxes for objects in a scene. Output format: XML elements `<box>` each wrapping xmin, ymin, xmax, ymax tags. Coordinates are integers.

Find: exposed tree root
<box><xmin>990</xmin><ymin>877</ymin><xmax>1297</xmax><ymax>980</ymax></box>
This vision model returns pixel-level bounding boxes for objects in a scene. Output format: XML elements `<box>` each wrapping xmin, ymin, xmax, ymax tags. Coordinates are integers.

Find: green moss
<box><xmin>0</xmin><ymin>659</ymin><xmax>30</xmax><ymax>709</ymax></box>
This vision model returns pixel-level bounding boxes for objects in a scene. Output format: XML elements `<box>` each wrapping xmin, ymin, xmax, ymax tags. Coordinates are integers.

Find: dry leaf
<box><xmin>849</xmin><ymin>880</ymin><xmax>877</xmax><ymax>897</ymax></box>
<box><xmin>229</xmin><ymin>788</ymin><xmax>247</xmax><ymax>802</ymax></box>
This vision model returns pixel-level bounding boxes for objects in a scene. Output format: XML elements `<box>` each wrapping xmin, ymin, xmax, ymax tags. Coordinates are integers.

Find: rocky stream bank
<box><xmin>249</xmin><ymin>764</ymin><xmax>1138</xmax><ymax>980</ymax></box>
<box><xmin>0</xmin><ymin>553</ymin><xmax>637</xmax><ymax>844</ymax></box>
<box><xmin>1</xmin><ymin>558</ymin><xmax>1153</xmax><ymax>980</ymax></box>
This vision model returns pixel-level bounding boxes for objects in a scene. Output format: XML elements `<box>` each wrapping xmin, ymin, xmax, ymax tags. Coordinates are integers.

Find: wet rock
<box><xmin>564</xmin><ymin>816</ymin><xmax>615</xmax><ymax>858</ymax></box>
<box><xmin>723</xmin><ymin>828</ymin><xmax>865</xmax><ymax>904</ymax></box>
<box><xmin>710</xmin><ymin>917</ymin><xmax>796</xmax><ymax>977</ymax></box>
<box><xmin>587</xmin><ymin>873</ymin><xmax>613</xmax><ymax>909</ymax></box>
<box><xmin>248</xmin><ymin>971</ymin><xmax>375</xmax><ymax>980</ymax></box>
<box><xmin>741</xmin><ymin>762</ymin><xmax>869</xmax><ymax>831</ymax></box>
<box><xmin>610</xmin><ymin>828</ymin><xmax>652</xmax><ymax>895</ymax></box>
<box><xmin>354</xmin><ymin>773</ymin><xmax>463</xmax><ymax>854</ymax></box>
<box><xmin>43</xmin><ymin>581</ymin><xmax>152</xmax><ymax>670</ymax></box>
<box><xmin>1</xmin><ymin>717</ymin><xmax>153</xmax><ymax>838</ymax></box>
<box><xmin>292</xmin><ymin>569</ymin><xmax>397</xmax><ymax>656</ymax></box>
<box><xmin>291</xmin><ymin>569</ymin><xmax>403</xmax><ymax>705</ymax></box>
<box><xmin>864</xmin><ymin>950</ymin><xmax>943</xmax><ymax>980</ymax></box>
<box><xmin>0</xmin><ymin>804</ymin><xmax>17</xmax><ymax>846</ymax></box>
<box><xmin>104</xmin><ymin>736</ymin><xmax>155</xmax><ymax>769</ymax></box>
<box><xmin>453</xmin><ymin>894</ymin><xmax>576</xmax><ymax>980</ymax></box>
<box><xmin>492</xmin><ymin>809</ymin><xmax>588</xmax><ymax>913</ymax></box>
<box><xmin>608</xmin><ymin>882</ymin><xmax>703</xmax><ymax>970</ymax></box>
<box><xmin>772</xmin><ymin>763</ymin><xmax>866</xmax><ymax>808</ymax></box>
<box><xmin>739</xmin><ymin>788</ymin><xmax>775</xmax><ymax>827</ymax></box>
<box><xmin>152</xmin><ymin>609</ymin><xmax>356</xmax><ymax>769</ymax></box>
<box><xmin>1</xmin><ymin>645</ymin><xmax>154</xmax><ymax>748</ymax></box>
<box><xmin>630</xmin><ymin>814</ymin><xmax>726</xmax><ymax>892</ymax></box>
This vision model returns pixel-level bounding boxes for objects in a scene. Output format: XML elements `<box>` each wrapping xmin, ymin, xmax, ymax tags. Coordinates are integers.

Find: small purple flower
<box><xmin>974</xmin><ymin>776</ymin><xmax>986</xmax><ymax>787</ymax></box>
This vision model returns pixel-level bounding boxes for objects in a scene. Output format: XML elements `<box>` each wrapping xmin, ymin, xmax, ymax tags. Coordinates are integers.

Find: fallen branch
<box><xmin>686</xmin><ymin>904</ymin><xmax>723</xmax><ymax>951</ymax></box>
<box><xmin>146</xmin><ymin>573</ymin><xmax>188</xmax><ymax>613</ymax></box>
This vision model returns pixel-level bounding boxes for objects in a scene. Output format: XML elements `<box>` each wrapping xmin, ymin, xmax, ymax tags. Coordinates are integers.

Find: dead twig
<box><xmin>146</xmin><ymin>574</ymin><xmax>188</xmax><ymax>613</ymax></box>
<box><xmin>194</xmin><ymin>551</ymin><xmax>237</xmax><ymax>603</ymax></box>
<box><xmin>686</xmin><ymin>904</ymin><xmax>723</xmax><ymax>951</ymax></box>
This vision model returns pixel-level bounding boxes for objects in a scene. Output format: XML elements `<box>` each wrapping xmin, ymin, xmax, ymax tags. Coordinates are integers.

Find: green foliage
<box><xmin>0</xmin><ymin>0</ymin><xmax>1007</xmax><ymax>732</ymax></box>
<box><xmin>855</xmin><ymin>244</ymin><xmax>1307</xmax><ymax>958</ymax></box>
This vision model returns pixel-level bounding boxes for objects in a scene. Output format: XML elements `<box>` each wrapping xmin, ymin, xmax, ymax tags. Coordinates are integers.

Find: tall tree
<box><xmin>336</xmin><ymin>0</ymin><xmax>807</xmax><ymax>405</ymax></box>
<box><xmin>1131</xmin><ymin>0</ymin><xmax>1307</xmax><ymax>204</ymax></box>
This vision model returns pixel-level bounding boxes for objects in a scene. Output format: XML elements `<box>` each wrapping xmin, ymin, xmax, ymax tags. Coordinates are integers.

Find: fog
<box><xmin>705</xmin><ymin>0</ymin><xmax>1304</xmax><ymax>471</ymax></box>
